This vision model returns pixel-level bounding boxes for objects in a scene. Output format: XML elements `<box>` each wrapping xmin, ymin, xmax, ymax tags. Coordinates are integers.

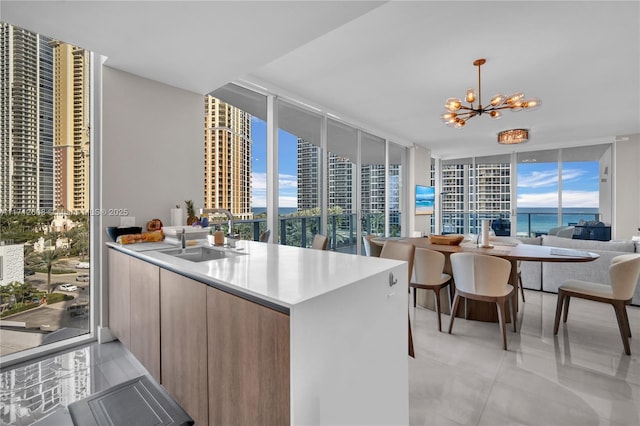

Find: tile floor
<box><xmin>1</xmin><ymin>289</ymin><xmax>638</xmax><ymax>425</ymax></box>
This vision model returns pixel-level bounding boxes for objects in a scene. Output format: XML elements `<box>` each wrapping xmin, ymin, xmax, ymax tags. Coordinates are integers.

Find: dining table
<box><xmin>372</xmin><ymin>236</ymin><xmax>600</xmax><ymax>322</ymax></box>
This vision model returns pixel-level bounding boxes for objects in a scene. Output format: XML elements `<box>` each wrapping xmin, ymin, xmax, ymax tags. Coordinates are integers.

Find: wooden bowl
<box><xmin>428</xmin><ymin>234</ymin><xmax>464</xmax><ymax>246</ymax></box>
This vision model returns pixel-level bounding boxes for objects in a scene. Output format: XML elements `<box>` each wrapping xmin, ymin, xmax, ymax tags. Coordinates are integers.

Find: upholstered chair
<box><xmin>554</xmin><ymin>254</ymin><xmax>640</xmax><ymax>355</ymax></box>
<box><xmin>411</xmin><ymin>248</ymin><xmax>452</xmax><ymax>332</ymax></box>
<box><xmin>311</xmin><ymin>234</ymin><xmax>329</xmax><ymax>250</ymax></box>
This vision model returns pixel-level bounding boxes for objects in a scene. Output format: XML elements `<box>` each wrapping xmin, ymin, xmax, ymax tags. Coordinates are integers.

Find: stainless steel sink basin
<box><xmin>159</xmin><ymin>246</ymin><xmax>245</xmax><ymax>262</ymax></box>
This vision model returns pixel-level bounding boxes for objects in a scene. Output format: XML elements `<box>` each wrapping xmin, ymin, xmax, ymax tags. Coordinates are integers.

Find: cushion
<box><xmin>541</xmin><ymin>235</ymin><xmax>635</xmax><ymax>253</ymax></box>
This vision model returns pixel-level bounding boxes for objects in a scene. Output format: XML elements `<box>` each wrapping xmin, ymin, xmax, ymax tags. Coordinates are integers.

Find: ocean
<box><xmin>252</xmin><ymin>207</ymin><xmax>297</xmax><ymax>216</ymax></box>
<box><xmin>516</xmin><ymin>207</ymin><xmax>600</xmax><ymax>235</ymax></box>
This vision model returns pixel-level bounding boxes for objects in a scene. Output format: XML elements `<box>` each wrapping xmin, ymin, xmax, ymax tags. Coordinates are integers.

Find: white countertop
<box><xmin>107</xmin><ymin>240</ymin><xmax>404</xmax><ymax>309</ymax></box>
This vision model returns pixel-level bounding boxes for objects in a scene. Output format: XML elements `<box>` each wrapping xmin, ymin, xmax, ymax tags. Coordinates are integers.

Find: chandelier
<box><xmin>441</xmin><ymin>58</ymin><xmax>540</xmax><ymax>128</ymax></box>
<box><xmin>497</xmin><ymin>129</ymin><xmax>529</xmax><ymax>145</ymax></box>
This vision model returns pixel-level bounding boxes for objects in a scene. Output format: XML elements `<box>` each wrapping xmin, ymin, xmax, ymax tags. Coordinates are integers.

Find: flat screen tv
<box><xmin>415</xmin><ymin>185</ymin><xmax>435</xmax><ymax>215</ymax></box>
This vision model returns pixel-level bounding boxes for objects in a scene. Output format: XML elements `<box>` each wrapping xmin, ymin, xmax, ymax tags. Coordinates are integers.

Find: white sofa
<box><xmin>517</xmin><ymin>235</ymin><xmax>640</xmax><ymax>306</ymax></box>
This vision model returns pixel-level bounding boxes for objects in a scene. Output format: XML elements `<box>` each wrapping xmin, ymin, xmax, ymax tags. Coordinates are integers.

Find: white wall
<box><xmin>101</xmin><ymin>67</ymin><xmax>203</xmax><ymax>228</ymax></box>
<box><xmin>613</xmin><ymin>134</ymin><xmax>640</xmax><ymax>239</ymax></box>
<box><xmin>100</xmin><ymin>67</ymin><xmax>203</xmax><ymax>330</ymax></box>
<box><xmin>408</xmin><ymin>145</ymin><xmax>431</xmax><ymax>236</ymax></box>
<box><xmin>0</xmin><ymin>244</ymin><xmax>24</xmax><ymax>286</ymax></box>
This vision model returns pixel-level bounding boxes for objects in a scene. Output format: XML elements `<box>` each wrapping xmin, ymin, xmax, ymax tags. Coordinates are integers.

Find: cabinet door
<box><xmin>207</xmin><ymin>286</ymin><xmax>290</xmax><ymax>426</ymax></box>
<box><xmin>129</xmin><ymin>257</ymin><xmax>161</xmax><ymax>382</ymax></box>
<box><xmin>160</xmin><ymin>269</ymin><xmax>208</xmax><ymax>426</ymax></box>
<box><xmin>108</xmin><ymin>249</ymin><xmax>130</xmax><ymax>347</ymax></box>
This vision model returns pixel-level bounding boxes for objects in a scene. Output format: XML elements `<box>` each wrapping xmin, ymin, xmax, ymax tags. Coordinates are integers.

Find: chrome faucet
<box><xmin>179</xmin><ymin>228</ymin><xmax>186</xmax><ymax>250</ymax></box>
<box><xmin>200</xmin><ymin>208</ymin><xmax>234</xmax><ymax>236</ymax></box>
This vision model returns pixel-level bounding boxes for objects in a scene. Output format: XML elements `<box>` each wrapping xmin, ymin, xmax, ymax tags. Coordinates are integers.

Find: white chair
<box><xmin>554</xmin><ymin>254</ymin><xmax>640</xmax><ymax>355</ymax></box>
<box><xmin>548</xmin><ymin>226</ymin><xmax>575</xmax><ymax>238</ymax></box>
<box><xmin>311</xmin><ymin>234</ymin><xmax>328</xmax><ymax>250</ymax></box>
<box><xmin>448</xmin><ymin>253</ymin><xmax>516</xmax><ymax>350</ymax></box>
<box><xmin>410</xmin><ymin>248</ymin><xmax>452</xmax><ymax>332</ymax></box>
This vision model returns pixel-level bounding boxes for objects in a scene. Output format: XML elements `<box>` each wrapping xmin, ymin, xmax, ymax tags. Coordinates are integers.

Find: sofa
<box><xmin>517</xmin><ymin>235</ymin><xmax>640</xmax><ymax>306</ymax></box>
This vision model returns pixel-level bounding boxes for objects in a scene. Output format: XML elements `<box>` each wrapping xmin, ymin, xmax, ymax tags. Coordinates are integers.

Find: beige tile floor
<box><xmin>409</xmin><ymin>289</ymin><xmax>640</xmax><ymax>426</ymax></box>
<box><xmin>2</xmin><ymin>289</ymin><xmax>638</xmax><ymax>425</ymax></box>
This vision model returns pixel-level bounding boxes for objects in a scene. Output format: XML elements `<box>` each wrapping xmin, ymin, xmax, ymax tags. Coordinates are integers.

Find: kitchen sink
<box><xmin>158</xmin><ymin>246</ymin><xmax>246</xmax><ymax>262</ymax></box>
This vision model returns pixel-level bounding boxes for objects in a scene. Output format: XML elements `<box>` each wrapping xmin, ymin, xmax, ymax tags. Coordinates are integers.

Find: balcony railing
<box><xmin>232</xmin><ymin>212</ymin><xmax>402</xmax><ymax>254</ymax></box>
<box><xmin>441</xmin><ymin>211</ymin><xmax>601</xmax><ymax>237</ymax></box>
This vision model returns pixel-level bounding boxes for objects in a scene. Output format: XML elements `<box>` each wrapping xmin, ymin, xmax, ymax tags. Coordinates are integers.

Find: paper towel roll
<box><xmin>170</xmin><ymin>208</ymin><xmax>183</xmax><ymax>227</ymax></box>
<box><xmin>480</xmin><ymin>219</ymin><xmax>491</xmax><ymax>247</ymax></box>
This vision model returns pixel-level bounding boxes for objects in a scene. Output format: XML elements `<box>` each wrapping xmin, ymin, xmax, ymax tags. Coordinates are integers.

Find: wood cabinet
<box><xmin>108</xmin><ymin>250</ymin><xmax>161</xmax><ymax>382</ymax></box>
<box><xmin>129</xmin><ymin>257</ymin><xmax>161</xmax><ymax>382</ymax></box>
<box><xmin>207</xmin><ymin>286</ymin><xmax>290</xmax><ymax>425</ymax></box>
<box><xmin>160</xmin><ymin>269</ymin><xmax>209</xmax><ymax>426</ymax></box>
<box><xmin>107</xmin><ymin>249</ymin><xmax>131</xmax><ymax>347</ymax></box>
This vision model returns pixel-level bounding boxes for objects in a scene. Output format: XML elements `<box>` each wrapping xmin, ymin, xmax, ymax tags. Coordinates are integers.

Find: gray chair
<box><xmin>380</xmin><ymin>240</ymin><xmax>416</xmax><ymax>358</ymax></box>
<box><xmin>311</xmin><ymin>234</ymin><xmax>328</xmax><ymax>250</ymax></box>
<box><xmin>554</xmin><ymin>254</ymin><xmax>640</xmax><ymax>355</ymax></box>
<box><xmin>362</xmin><ymin>234</ymin><xmax>382</xmax><ymax>257</ymax></box>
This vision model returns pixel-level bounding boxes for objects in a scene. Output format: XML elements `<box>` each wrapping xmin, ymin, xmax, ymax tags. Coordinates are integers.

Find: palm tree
<box><xmin>28</xmin><ymin>249</ymin><xmax>64</xmax><ymax>293</ymax></box>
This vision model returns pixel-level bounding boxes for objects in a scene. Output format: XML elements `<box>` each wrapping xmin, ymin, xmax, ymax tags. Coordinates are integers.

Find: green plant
<box><xmin>0</xmin><ymin>302</ymin><xmax>39</xmax><ymax>318</ymax></box>
<box><xmin>46</xmin><ymin>293</ymin><xmax>74</xmax><ymax>304</ymax></box>
<box><xmin>26</xmin><ymin>249</ymin><xmax>65</xmax><ymax>293</ymax></box>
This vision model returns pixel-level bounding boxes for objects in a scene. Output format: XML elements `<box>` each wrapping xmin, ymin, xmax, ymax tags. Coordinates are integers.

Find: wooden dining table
<box><xmin>372</xmin><ymin>236</ymin><xmax>600</xmax><ymax>322</ymax></box>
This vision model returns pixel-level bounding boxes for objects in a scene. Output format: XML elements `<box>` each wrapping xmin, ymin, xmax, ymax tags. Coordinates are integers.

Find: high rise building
<box><xmin>51</xmin><ymin>40</ymin><xmax>90</xmax><ymax>213</ymax></box>
<box><xmin>204</xmin><ymin>96</ymin><xmax>252</xmax><ymax>220</ymax></box>
<box><xmin>297</xmin><ymin>139</ymin><xmax>320</xmax><ymax>210</ymax></box>
<box><xmin>0</xmin><ymin>23</ymin><xmax>54</xmax><ymax>212</ymax></box>
<box><xmin>441</xmin><ymin>161</ymin><xmax>511</xmax><ymax>234</ymax></box>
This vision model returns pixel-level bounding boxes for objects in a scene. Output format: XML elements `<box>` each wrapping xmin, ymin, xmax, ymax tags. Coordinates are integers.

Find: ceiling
<box><xmin>2</xmin><ymin>1</ymin><xmax>638</xmax><ymax>159</ymax></box>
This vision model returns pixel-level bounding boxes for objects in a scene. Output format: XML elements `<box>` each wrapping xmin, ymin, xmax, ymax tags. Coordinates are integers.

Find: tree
<box><xmin>27</xmin><ymin>249</ymin><xmax>64</xmax><ymax>293</ymax></box>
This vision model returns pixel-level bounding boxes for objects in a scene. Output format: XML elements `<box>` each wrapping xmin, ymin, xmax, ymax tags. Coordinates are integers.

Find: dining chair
<box><xmin>380</xmin><ymin>240</ymin><xmax>416</xmax><ymax>358</ymax></box>
<box><xmin>311</xmin><ymin>234</ymin><xmax>329</xmax><ymax>250</ymax></box>
<box><xmin>259</xmin><ymin>229</ymin><xmax>270</xmax><ymax>242</ymax></box>
<box><xmin>554</xmin><ymin>254</ymin><xmax>640</xmax><ymax>355</ymax></box>
<box><xmin>448</xmin><ymin>252</ymin><xmax>516</xmax><ymax>350</ymax></box>
<box><xmin>411</xmin><ymin>248</ymin><xmax>452</xmax><ymax>332</ymax></box>
<box><xmin>362</xmin><ymin>234</ymin><xmax>382</xmax><ymax>257</ymax></box>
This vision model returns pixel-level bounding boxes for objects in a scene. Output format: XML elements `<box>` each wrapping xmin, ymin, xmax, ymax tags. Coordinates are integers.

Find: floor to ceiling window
<box><xmin>516</xmin><ymin>145</ymin><xmax>609</xmax><ymax>237</ymax></box>
<box><xmin>0</xmin><ymin>22</ymin><xmax>94</xmax><ymax>358</ymax></box>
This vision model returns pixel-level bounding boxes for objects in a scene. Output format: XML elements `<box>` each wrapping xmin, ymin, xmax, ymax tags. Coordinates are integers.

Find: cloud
<box><xmin>252</xmin><ymin>172</ymin><xmax>298</xmax><ymax>207</ymax></box>
<box><xmin>252</xmin><ymin>172</ymin><xmax>298</xmax><ymax>190</ymax></box>
<box><xmin>518</xmin><ymin>168</ymin><xmax>587</xmax><ymax>189</ymax></box>
<box><xmin>517</xmin><ymin>190</ymin><xmax>599</xmax><ymax>208</ymax></box>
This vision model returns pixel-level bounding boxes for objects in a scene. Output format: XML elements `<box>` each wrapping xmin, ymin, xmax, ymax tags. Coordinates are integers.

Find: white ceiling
<box><xmin>2</xmin><ymin>1</ymin><xmax>638</xmax><ymax>159</ymax></box>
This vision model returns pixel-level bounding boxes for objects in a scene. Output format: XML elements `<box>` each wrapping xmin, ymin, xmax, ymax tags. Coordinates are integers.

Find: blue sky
<box><xmin>517</xmin><ymin>161</ymin><xmax>599</xmax><ymax>208</ymax></box>
<box><xmin>253</xmin><ymin>117</ymin><xmax>600</xmax><ymax>209</ymax></box>
<box><xmin>251</xmin><ymin>117</ymin><xmax>298</xmax><ymax>208</ymax></box>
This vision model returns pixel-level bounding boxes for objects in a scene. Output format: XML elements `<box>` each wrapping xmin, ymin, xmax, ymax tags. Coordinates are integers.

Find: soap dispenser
<box><xmin>214</xmin><ymin>226</ymin><xmax>224</xmax><ymax>246</ymax></box>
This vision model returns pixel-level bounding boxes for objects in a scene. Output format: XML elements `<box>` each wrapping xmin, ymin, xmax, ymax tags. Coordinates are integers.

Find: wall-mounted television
<box><xmin>415</xmin><ymin>185</ymin><xmax>435</xmax><ymax>215</ymax></box>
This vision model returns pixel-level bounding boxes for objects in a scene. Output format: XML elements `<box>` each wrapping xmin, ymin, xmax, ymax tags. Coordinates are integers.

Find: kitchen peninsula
<box><xmin>107</xmin><ymin>240</ymin><xmax>409</xmax><ymax>425</ymax></box>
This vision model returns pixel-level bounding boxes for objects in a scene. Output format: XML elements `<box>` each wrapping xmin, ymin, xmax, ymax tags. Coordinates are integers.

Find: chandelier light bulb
<box><xmin>465</xmin><ymin>88</ymin><xmax>476</xmax><ymax>103</ymax></box>
<box><xmin>445</xmin><ymin>98</ymin><xmax>462</xmax><ymax>111</ymax></box>
<box><xmin>490</xmin><ymin>94</ymin><xmax>506</xmax><ymax>107</ymax></box>
<box><xmin>504</xmin><ymin>92</ymin><xmax>524</xmax><ymax>105</ymax></box>
<box><xmin>489</xmin><ymin>110</ymin><xmax>501</xmax><ymax>119</ymax></box>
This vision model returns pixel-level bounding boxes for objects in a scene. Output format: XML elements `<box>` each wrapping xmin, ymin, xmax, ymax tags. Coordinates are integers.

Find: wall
<box><xmin>100</xmin><ymin>67</ymin><xmax>203</xmax><ymax>330</ymax></box>
<box><xmin>408</xmin><ymin>145</ymin><xmax>431</xmax><ymax>236</ymax></box>
<box><xmin>101</xmin><ymin>67</ymin><xmax>203</xmax><ymax>228</ymax></box>
<box><xmin>0</xmin><ymin>244</ymin><xmax>24</xmax><ymax>286</ymax></box>
<box><xmin>614</xmin><ymin>134</ymin><xmax>640</xmax><ymax>239</ymax></box>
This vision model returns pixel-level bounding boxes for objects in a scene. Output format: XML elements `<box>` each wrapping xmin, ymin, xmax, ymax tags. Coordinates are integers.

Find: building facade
<box><xmin>204</xmin><ymin>96</ymin><xmax>252</xmax><ymax>220</ymax></box>
<box><xmin>0</xmin><ymin>23</ymin><xmax>54</xmax><ymax>212</ymax></box>
<box><xmin>51</xmin><ymin>40</ymin><xmax>90</xmax><ymax>213</ymax></box>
